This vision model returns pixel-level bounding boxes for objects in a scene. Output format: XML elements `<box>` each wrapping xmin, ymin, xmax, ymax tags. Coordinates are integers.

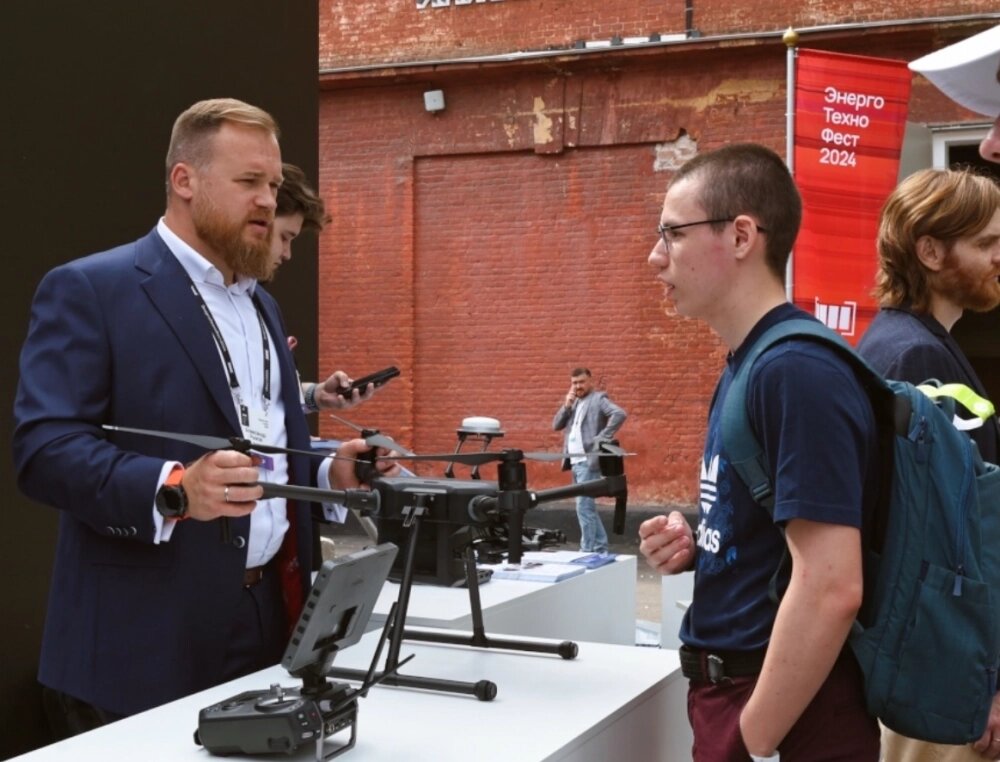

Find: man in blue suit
<box><xmin>12</xmin><ymin>98</ymin><xmax>368</xmax><ymax>737</ymax></box>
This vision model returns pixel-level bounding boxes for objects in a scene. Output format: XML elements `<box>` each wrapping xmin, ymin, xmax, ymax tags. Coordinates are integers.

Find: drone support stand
<box><xmin>327</xmin><ymin>495</ymin><xmax>577</xmax><ymax>701</ymax></box>
<box><xmin>324</xmin><ymin>442</ymin><xmax>627</xmax><ymax>702</ymax></box>
<box><xmin>401</xmin><ymin>543</ymin><xmax>578</xmax><ymax>663</ymax></box>
<box><xmin>444</xmin><ymin>429</ymin><xmax>503</xmax><ymax>480</ymax></box>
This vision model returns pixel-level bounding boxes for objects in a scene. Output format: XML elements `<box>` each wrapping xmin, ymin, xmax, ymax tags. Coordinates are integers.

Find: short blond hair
<box><xmin>164</xmin><ymin>98</ymin><xmax>280</xmax><ymax>198</ymax></box>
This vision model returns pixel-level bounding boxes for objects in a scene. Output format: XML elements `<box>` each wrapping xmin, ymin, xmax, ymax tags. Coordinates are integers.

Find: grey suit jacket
<box><xmin>552</xmin><ymin>391</ymin><xmax>627</xmax><ymax>470</ymax></box>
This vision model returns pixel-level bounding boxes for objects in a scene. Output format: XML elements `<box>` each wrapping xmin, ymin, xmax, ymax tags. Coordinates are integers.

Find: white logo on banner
<box><xmin>814</xmin><ymin>298</ymin><xmax>857</xmax><ymax>337</ymax></box>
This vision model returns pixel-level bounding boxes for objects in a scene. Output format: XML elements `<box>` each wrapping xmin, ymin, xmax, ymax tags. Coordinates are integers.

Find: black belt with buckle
<box><xmin>243</xmin><ymin>566</ymin><xmax>266</xmax><ymax>588</ymax></box>
<box><xmin>679</xmin><ymin>645</ymin><xmax>767</xmax><ymax>683</ymax></box>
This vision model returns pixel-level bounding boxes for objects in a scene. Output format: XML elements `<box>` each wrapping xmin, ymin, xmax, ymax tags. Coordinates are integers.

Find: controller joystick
<box><xmin>254</xmin><ymin>684</ymin><xmax>301</xmax><ymax>713</ymax></box>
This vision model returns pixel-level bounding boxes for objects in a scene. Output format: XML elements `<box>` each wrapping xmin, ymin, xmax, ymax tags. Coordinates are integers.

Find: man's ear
<box><xmin>169</xmin><ymin>162</ymin><xmax>196</xmax><ymax>201</ymax></box>
<box><xmin>731</xmin><ymin>215</ymin><xmax>759</xmax><ymax>261</ymax></box>
<box><xmin>915</xmin><ymin>235</ymin><xmax>945</xmax><ymax>272</ymax></box>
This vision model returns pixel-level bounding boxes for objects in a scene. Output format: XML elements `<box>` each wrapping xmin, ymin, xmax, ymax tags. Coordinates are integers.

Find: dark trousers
<box><xmin>43</xmin><ymin>564</ymin><xmax>286</xmax><ymax>740</ymax></box>
<box><xmin>220</xmin><ymin>564</ymin><xmax>287</xmax><ymax>683</ymax></box>
<box><xmin>687</xmin><ymin>650</ymin><xmax>880</xmax><ymax>761</ymax></box>
<box><xmin>42</xmin><ymin>687</ymin><xmax>124</xmax><ymax>741</ymax></box>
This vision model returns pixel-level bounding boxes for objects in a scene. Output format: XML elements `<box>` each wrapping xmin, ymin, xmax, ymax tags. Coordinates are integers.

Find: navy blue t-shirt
<box><xmin>680</xmin><ymin>304</ymin><xmax>880</xmax><ymax>651</ymax></box>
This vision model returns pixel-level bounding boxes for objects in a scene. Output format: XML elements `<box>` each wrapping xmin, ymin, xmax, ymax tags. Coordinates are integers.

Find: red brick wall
<box><xmin>319</xmin><ymin>43</ymin><xmax>794</xmax><ymax>504</ymax></box>
<box><xmin>317</xmin><ymin>17</ymin><xmax>999</xmax><ymax>506</ymax></box>
<box><xmin>320</xmin><ymin>1</ymin><xmax>997</xmax><ymax>69</ymax></box>
<box><xmin>408</xmin><ymin>146</ymin><xmax>727</xmax><ymax>501</ymax></box>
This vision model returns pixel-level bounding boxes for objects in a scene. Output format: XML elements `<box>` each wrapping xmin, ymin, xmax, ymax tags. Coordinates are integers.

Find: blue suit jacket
<box><xmin>13</xmin><ymin>228</ymin><xmax>318</xmax><ymax>715</ymax></box>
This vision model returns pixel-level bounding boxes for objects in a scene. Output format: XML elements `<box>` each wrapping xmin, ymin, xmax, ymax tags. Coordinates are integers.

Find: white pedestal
<box><xmin>659</xmin><ymin>571</ymin><xmax>694</xmax><ymax>650</ymax></box>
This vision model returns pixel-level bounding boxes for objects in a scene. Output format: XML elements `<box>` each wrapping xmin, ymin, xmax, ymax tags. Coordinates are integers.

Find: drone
<box><xmin>103</xmin><ymin>419</ymin><xmax>631</xmax><ymax>700</ymax></box>
<box><xmin>104</xmin><ymin>418</ymin><xmax>631</xmax><ymax>573</ymax></box>
<box><xmin>321</xmin><ymin>414</ymin><xmax>630</xmax><ymax>573</ymax></box>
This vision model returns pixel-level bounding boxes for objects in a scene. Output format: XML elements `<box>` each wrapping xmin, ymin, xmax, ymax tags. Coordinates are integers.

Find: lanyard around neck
<box><xmin>186</xmin><ymin>278</ymin><xmax>271</xmax><ymax>410</ymax></box>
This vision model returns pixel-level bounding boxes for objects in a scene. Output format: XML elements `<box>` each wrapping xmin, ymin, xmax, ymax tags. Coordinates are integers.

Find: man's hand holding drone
<box><xmin>180</xmin><ymin>449</ymin><xmax>263</xmax><ymax>520</ymax></box>
<box><xmin>329</xmin><ymin>439</ymin><xmax>405</xmax><ymax>490</ymax></box>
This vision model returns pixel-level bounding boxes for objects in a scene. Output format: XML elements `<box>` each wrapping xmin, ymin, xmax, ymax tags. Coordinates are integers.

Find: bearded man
<box><xmin>857</xmin><ymin>168</ymin><xmax>1000</xmax><ymax>469</ymax></box>
<box><xmin>12</xmin><ymin>98</ymin><xmax>386</xmax><ymax>739</ymax></box>
<box><xmin>858</xmin><ymin>170</ymin><xmax>1000</xmax><ymax>760</ymax></box>
<box><xmin>859</xmin><ymin>165</ymin><xmax>1000</xmax><ymax>760</ymax></box>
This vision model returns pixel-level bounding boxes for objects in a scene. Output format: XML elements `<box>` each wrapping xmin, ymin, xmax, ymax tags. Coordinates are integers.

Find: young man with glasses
<box><xmin>639</xmin><ymin>143</ymin><xmax>881</xmax><ymax>761</ymax></box>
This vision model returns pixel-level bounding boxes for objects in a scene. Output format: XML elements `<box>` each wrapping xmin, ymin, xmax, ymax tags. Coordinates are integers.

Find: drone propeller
<box><xmin>381</xmin><ymin>447</ymin><xmax>633</xmax><ymax>467</ymax></box>
<box><xmin>102</xmin><ymin>424</ymin><xmax>334</xmax><ymax>460</ymax></box>
<box><xmin>328</xmin><ymin>414</ymin><xmax>414</xmax><ymax>456</ymax></box>
<box><xmin>596</xmin><ymin>441</ymin><xmax>629</xmax><ymax>457</ymax></box>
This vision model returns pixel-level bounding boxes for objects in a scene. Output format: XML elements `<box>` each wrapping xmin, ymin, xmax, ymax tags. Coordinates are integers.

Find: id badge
<box><xmin>243</xmin><ymin>408</ymin><xmax>274</xmax><ymax>471</ymax></box>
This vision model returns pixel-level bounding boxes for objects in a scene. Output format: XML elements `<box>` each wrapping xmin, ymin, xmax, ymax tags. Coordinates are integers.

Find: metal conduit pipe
<box><xmin>685</xmin><ymin>0</ymin><xmax>700</xmax><ymax>39</ymax></box>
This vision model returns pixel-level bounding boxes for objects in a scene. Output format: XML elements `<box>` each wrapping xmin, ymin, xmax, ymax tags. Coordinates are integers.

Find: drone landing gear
<box><xmin>327</xmin><ymin>503</ymin><xmax>578</xmax><ymax>701</ymax></box>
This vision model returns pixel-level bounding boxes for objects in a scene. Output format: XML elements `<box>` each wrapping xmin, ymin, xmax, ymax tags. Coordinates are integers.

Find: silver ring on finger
<box><xmin>224</xmin><ymin>486</ymin><xmax>230</xmax><ymax>503</ymax></box>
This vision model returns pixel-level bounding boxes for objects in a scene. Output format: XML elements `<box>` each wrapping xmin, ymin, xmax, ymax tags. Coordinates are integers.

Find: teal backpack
<box><xmin>722</xmin><ymin>318</ymin><xmax>1000</xmax><ymax>744</ymax></box>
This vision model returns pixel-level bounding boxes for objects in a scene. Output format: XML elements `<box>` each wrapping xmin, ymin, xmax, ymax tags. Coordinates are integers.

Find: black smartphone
<box><xmin>336</xmin><ymin>366</ymin><xmax>400</xmax><ymax>397</ymax></box>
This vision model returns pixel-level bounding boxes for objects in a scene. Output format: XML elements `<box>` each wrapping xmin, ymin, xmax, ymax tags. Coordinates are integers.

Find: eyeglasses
<box><xmin>656</xmin><ymin>218</ymin><xmax>768</xmax><ymax>250</ymax></box>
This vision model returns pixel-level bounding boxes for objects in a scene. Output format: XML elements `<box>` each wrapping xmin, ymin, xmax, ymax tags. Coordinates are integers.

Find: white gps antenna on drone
<box><xmin>445</xmin><ymin>416</ymin><xmax>504</xmax><ymax>479</ymax></box>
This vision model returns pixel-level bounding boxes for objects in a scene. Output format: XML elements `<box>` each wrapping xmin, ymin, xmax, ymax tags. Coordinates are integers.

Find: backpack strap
<box><xmin>721</xmin><ymin>318</ymin><xmax>996</xmax><ymax>609</ymax></box>
<box><xmin>719</xmin><ymin>318</ymin><xmax>876</xmax><ymax>603</ymax></box>
<box><xmin>721</xmin><ymin>318</ymin><xmax>865</xmax><ymax>512</ymax></box>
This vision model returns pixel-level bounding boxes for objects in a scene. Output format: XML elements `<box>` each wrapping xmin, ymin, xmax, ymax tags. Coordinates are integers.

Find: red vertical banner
<box><xmin>793</xmin><ymin>49</ymin><xmax>911</xmax><ymax>344</ymax></box>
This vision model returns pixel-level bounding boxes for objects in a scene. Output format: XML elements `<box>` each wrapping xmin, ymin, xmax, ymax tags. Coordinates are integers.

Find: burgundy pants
<box><xmin>687</xmin><ymin>650</ymin><xmax>880</xmax><ymax>761</ymax></box>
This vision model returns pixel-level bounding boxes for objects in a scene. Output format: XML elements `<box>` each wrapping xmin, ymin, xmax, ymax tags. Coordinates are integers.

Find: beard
<box><xmin>936</xmin><ymin>249</ymin><xmax>1000</xmax><ymax>314</ymax></box>
<box><xmin>192</xmin><ymin>193</ymin><xmax>273</xmax><ymax>281</ymax></box>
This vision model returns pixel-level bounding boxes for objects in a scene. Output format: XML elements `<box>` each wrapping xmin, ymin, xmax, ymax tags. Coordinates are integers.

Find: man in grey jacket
<box><xmin>553</xmin><ymin>367</ymin><xmax>627</xmax><ymax>553</ymax></box>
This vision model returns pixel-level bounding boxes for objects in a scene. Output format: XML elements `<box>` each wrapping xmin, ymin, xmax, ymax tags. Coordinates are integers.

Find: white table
<box><xmin>371</xmin><ymin>554</ymin><xmax>637</xmax><ymax>646</ymax></box>
<box><xmin>659</xmin><ymin>571</ymin><xmax>694</xmax><ymax>649</ymax></box>
<box><xmin>12</xmin><ymin>630</ymin><xmax>693</xmax><ymax>762</ymax></box>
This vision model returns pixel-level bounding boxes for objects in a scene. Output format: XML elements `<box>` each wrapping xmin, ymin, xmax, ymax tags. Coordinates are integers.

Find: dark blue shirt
<box><xmin>680</xmin><ymin>304</ymin><xmax>880</xmax><ymax>651</ymax></box>
<box><xmin>857</xmin><ymin>307</ymin><xmax>1000</xmax><ymax>464</ymax></box>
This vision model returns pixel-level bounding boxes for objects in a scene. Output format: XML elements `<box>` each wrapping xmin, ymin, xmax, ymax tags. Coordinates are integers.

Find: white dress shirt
<box><xmin>154</xmin><ymin>219</ymin><xmax>290</xmax><ymax>566</ymax></box>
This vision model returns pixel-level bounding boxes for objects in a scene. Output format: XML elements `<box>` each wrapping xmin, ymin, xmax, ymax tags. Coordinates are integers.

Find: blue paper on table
<box><xmin>569</xmin><ymin>553</ymin><xmax>618</xmax><ymax>569</ymax></box>
<box><xmin>488</xmin><ymin>562</ymin><xmax>586</xmax><ymax>582</ymax></box>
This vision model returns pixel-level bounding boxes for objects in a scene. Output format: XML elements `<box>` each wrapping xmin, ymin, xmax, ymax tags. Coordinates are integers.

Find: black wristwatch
<box><xmin>155</xmin><ymin>467</ymin><xmax>188</xmax><ymax>520</ymax></box>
